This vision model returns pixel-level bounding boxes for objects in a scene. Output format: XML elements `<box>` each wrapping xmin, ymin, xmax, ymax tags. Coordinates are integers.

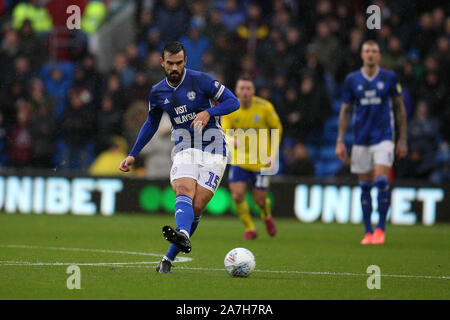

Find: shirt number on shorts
<box><xmin>205</xmin><ymin>172</ymin><xmax>220</xmax><ymax>190</ymax></box>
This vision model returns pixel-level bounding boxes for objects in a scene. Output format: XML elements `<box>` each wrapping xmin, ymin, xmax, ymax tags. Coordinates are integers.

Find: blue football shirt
<box><xmin>342</xmin><ymin>67</ymin><xmax>402</xmax><ymax>146</ymax></box>
<box><xmin>148</xmin><ymin>68</ymin><xmax>229</xmax><ymax>155</ymax></box>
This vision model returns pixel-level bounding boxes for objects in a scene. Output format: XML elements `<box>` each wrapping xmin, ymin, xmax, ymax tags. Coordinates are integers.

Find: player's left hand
<box><xmin>396</xmin><ymin>140</ymin><xmax>408</xmax><ymax>159</ymax></box>
<box><xmin>191</xmin><ymin>111</ymin><xmax>210</xmax><ymax>131</ymax></box>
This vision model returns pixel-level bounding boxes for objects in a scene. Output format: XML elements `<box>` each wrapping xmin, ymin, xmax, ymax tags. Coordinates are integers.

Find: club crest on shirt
<box><xmin>254</xmin><ymin>115</ymin><xmax>260</xmax><ymax>123</ymax></box>
<box><xmin>357</xmin><ymin>84</ymin><xmax>363</xmax><ymax>91</ymax></box>
<box><xmin>377</xmin><ymin>81</ymin><xmax>384</xmax><ymax>90</ymax></box>
<box><xmin>187</xmin><ymin>91</ymin><xmax>196</xmax><ymax>101</ymax></box>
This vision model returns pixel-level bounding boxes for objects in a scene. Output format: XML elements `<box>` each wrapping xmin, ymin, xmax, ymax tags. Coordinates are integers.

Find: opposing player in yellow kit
<box><xmin>222</xmin><ymin>75</ymin><xmax>283</xmax><ymax>239</ymax></box>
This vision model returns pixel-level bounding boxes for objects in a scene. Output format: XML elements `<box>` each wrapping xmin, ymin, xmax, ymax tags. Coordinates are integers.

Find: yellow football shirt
<box><xmin>221</xmin><ymin>96</ymin><xmax>282</xmax><ymax>172</ymax></box>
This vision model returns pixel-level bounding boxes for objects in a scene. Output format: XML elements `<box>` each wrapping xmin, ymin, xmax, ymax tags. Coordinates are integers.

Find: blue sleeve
<box><xmin>342</xmin><ymin>75</ymin><xmax>354</xmax><ymax>104</ymax></box>
<box><xmin>199</xmin><ymin>73</ymin><xmax>226</xmax><ymax>101</ymax></box>
<box><xmin>198</xmin><ymin>72</ymin><xmax>240</xmax><ymax>117</ymax></box>
<box><xmin>389</xmin><ymin>72</ymin><xmax>402</xmax><ymax>98</ymax></box>
<box><xmin>129</xmin><ymin>92</ymin><xmax>163</xmax><ymax>157</ymax></box>
<box><xmin>206</xmin><ymin>87</ymin><xmax>240</xmax><ymax>117</ymax></box>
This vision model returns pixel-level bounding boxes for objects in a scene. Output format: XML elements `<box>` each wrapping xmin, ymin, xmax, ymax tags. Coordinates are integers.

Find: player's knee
<box><xmin>359</xmin><ymin>180</ymin><xmax>373</xmax><ymax>194</ymax></box>
<box><xmin>254</xmin><ymin>197</ymin><xmax>266</xmax><ymax>208</ymax></box>
<box><xmin>231</xmin><ymin>191</ymin><xmax>245</xmax><ymax>204</ymax></box>
<box><xmin>173</xmin><ymin>184</ymin><xmax>194</xmax><ymax>198</ymax></box>
<box><xmin>374</xmin><ymin>175</ymin><xmax>389</xmax><ymax>192</ymax></box>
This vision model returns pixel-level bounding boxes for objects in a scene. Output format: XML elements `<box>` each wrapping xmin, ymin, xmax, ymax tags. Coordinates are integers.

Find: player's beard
<box><xmin>167</xmin><ymin>69</ymin><xmax>183</xmax><ymax>86</ymax></box>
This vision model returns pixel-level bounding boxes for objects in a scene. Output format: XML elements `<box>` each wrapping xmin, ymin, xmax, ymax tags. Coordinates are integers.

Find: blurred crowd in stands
<box><xmin>0</xmin><ymin>0</ymin><xmax>449</xmax><ymax>184</ymax></box>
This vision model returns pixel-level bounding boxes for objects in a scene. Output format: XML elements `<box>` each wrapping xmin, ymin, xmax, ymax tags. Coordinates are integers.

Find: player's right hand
<box><xmin>335</xmin><ymin>141</ymin><xmax>349</xmax><ymax>165</ymax></box>
<box><xmin>119</xmin><ymin>156</ymin><xmax>135</xmax><ymax>172</ymax></box>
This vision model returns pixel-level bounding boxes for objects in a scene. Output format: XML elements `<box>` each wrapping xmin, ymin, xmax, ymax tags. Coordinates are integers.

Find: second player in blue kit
<box><xmin>336</xmin><ymin>40</ymin><xmax>408</xmax><ymax>245</ymax></box>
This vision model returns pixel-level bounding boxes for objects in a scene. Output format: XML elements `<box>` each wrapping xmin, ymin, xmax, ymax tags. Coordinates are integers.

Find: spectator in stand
<box><xmin>29</xmin><ymin>77</ymin><xmax>54</xmax><ymax>113</ymax></box>
<box><xmin>0</xmin><ymin>29</ymin><xmax>21</xmax><ymax>85</ymax></box>
<box><xmin>60</xmin><ymin>90</ymin><xmax>95</xmax><ymax>170</ymax></box>
<box><xmin>414</xmin><ymin>12</ymin><xmax>438</xmax><ymax>58</ymax></box>
<box><xmin>71</xmin><ymin>66</ymin><xmax>95</xmax><ymax>112</ymax></box>
<box><xmin>204</xmin><ymin>8</ymin><xmax>229</xmax><ymax>43</ymax></box>
<box><xmin>217</xmin><ymin>0</ymin><xmax>246</xmax><ymax>34</ymax></box>
<box><xmin>40</xmin><ymin>64</ymin><xmax>73</xmax><ymax>121</ymax></box>
<box><xmin>178</xmin><ymin>20</ymin><xmax>211</xmax><ymax>70</ymax></box>
<box><xmin>430</xmin><ymin>142</ymin><xmax>450</xmax><ymax>185</ymax></box>
<box><xmin>310</xmin><ymin>20</ymin><xmax>340</xmax><ymax>79</ymax></box>
<box><xmin>95</xmin><ymin>95</ymin><xmax>122</xmax><ymax>154</ymax></box>
<box><xmin>270</xmin><ymin>5</ymin><xmax>291</xmax><ymax>34</ymax></box>
<box><xmin>112</xmin><ymin>52</ymin><xmax>135</xmax><ymax>89</ymax></box>
<box><xmin>270</xmin><ymin>71</ymin><xmax>287</xmax><ymax>111</ymax></box>
<box><xmin>81</xmin><ymin>54</ymin><xmax>103</xmax><ymax>108</ymax></box>
<box><xmin>103</xmin><ymin>72</ymin><xmax>127</xmax><ymax>112</ymax></box>
<box><xmin>139</xmin><ymin>25</ymin><xmax>162</xmax><ymax>61</ymax></box>
<box><xmin>136</xmin><ymin>10</ymin><xmax>156</xmax><ymax>44</ymax></box>
<box><xmin>338</xmin><ymin>28</ymin><xmax>363</xmax><ymax>82</ymax></box>
<box><xmin>398</xmin><ymin>101</ymin><xmax>440</xmax><ymax>180</ymax></box>
<box><xmin>417</xmin><ymin>70</ymin><xmax>447</xmax><ymax>116</ymax></box>
<box><xmin>8</xmin><ymin>101</ymin><xmax>33</xmax><ymax>167</ymax></box>
<box><xmin>156</xmin><ymin>0</ymin><xmax>189</xmax><ymax>42</ymax></box>
<box><xmin>296</xmin><ymin>74</ymin><xmax>330</xmax><ymax>141</ymax></box>
<box><xmin>31</xmin><ymin>104</ymin><xmax>56</xmax><ymax>168</ymax></box>
<box><xmin>200</xmin><ymin>51</ymin><xmax>223</xmax><ymax>77</ymax></box>
<box><xmin>12</xmin><ymin>56</ymin><xmax>32</xmax><ymax>88</ymax></box>
<box><xmin>382</xmin><ymin>35</ymin><xmax>406</xmax><ymax>75</ymax></box>
<box><xmin>0</xmin><ymin>112</ymin><xmax>8</xmax><ymax>166</ymax></box>
<box><xmin>432</xmin><ymin>36</ymin><xmax>450</xmax><ymax>82</ymax></box>
<box><xmin>127</xmin><ymin>71</ymin><xmax>151</xmax><ymax>104</ymax></box>
<box><xmin>18</xmin><ymin>19</ymin><xmax>45</xmax><ymax>70</ymax></box>
<box><xmin>90</xmin><ymin>136</ymin><xmax>130</xmax><ymax>176</ymax></box>
<box><xmin>145</xmin><ymin>50</ymin><xmax>165</xmax><ymax>86</ymax></box>
<box><xmin>408</xmin><ymin>101</ymin><xmax>440</xmax><ymax>160</ymax></box>
<box><xmin>284</xmin><ymin>142</ymin><xmax>315</xmax><ymax>176</ymax></box>
<box><xmin>1</xmin><ymin>81</ymin><xmax>27</xmax><ymax>129</ymax></box>
<box><xmin>125</xmin><ymin>43</ymin><xmax>142</xmax><ymax>71</ymax></box>
<box><xmin>236</xmin><ymin>2</ymin><xmax>269</xmax><ymax>57</ymax></box>
<box><xmin>189</xmin><ymin>0</ymin><xmax>207</xmax><ymax>30</ymax></box>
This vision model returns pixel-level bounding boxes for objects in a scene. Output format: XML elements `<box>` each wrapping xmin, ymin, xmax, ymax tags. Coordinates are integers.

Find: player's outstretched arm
<box><xmin>394</xmin><ymin>96</ymin><xmax>408</xmax><ymax>159</ymax></box>
<box><xmin>119</xmin><ymin>108</ymin><xmax>163</xmax><ymax>172</ymax></box>
<box><xmin>335</xmin><ymin>102</ymin><xmax>352</xmax><ymax>164</ymax></box>
<box><xmin>206</xmin><ymin>88</ymin><xmax>240</xmax><ymax>117</ymax></box>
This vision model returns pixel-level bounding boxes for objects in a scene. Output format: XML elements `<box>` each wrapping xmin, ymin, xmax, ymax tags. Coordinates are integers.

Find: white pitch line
<box><xmin>0</xmin><ymin>244</ymin><xmax>193</xmax><ymax>263</ymax></box>
<box><xmin>120</xmin><ymin>265</ymin><xmax>450</xmax><ymax>280</ymax></box>
<box><xmin>1</xmin><ymin>245</ymin><xmax>449</xmax><ymax>280</ymax></box>
<box><xmin>0</xmin><ymin>261</ymin><xmax>160</xmax><ymax>266</ymax></box>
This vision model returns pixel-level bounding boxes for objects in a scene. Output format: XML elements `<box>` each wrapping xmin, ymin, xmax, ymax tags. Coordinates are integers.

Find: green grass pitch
<box><xmin>0</xmin><ymin>213</ymin><xmax>449</xmax><ymax>300</ymax></box>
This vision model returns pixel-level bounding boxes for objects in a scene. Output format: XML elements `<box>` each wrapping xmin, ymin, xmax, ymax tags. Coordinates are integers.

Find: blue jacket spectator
<box><xmin>178</xmin><ymin>21</ymin><xmax>211</xmax><ymax>70</ymax></box>
<box><xmin>156</xmin><ymin>0</ymin><xmax>189</xmax><ymax>42</ymax></box>
<box><xmin>217</xmin><ymin>0</ymin><xmax>246</xmax><ymax>33</ymax></box>
<box><xmin>39</xmin><ymin>62</ymin><xmax>74</xmax><ymax>121</ymax></box>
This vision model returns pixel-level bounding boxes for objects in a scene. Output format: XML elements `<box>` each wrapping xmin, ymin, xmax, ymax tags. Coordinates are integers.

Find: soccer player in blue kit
<box><xmin>119</xmin><ymin>42</ymin><xmax>240</xmax><ymax>272</ymax></box>
<box><xmin>335</xmin><ymin>40</ymin><xmax>408</xmax><ymax>245</ymax></box>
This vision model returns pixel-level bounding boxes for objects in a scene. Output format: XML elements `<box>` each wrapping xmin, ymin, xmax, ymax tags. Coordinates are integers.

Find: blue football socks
<box><xmin>174</xmin><ymin>194</ymin><xmax>194</xmax><ymax>234</ymax></box>
<box><xmin>375</xmin><ymin>176</ymin><xmax>390</xmax><ymax>231</ymax></box>
<box><xmin>360</xmin><ymin>180</ymin><xmax>373</xmax><ymax>234</ymax></box>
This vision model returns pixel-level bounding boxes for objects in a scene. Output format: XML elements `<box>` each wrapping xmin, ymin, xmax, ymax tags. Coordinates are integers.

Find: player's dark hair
<box><xmin>161</xmin><ymin>41</ymin><xmax>186</xmax><ymax>60</ymax></box>
<box><xmin>236</xmin><ymin>74</ymin><xmax>253</xmax><ymax>83</ymax></box>
<box><xmin>361</xmin><ymin>40</ymin><xmax>380</xmax><ymax>51</ymax></box>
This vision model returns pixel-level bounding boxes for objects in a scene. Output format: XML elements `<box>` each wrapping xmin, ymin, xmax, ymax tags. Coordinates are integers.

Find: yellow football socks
<box><xmin>259</xmin><ymin>198</ymin><xmax>272</xmax><ymax>220</ymax></box>
<box><xmin>235</xmin><ymin>200</ymin><xmax>255</xmax><ymax>232</ymax></box>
